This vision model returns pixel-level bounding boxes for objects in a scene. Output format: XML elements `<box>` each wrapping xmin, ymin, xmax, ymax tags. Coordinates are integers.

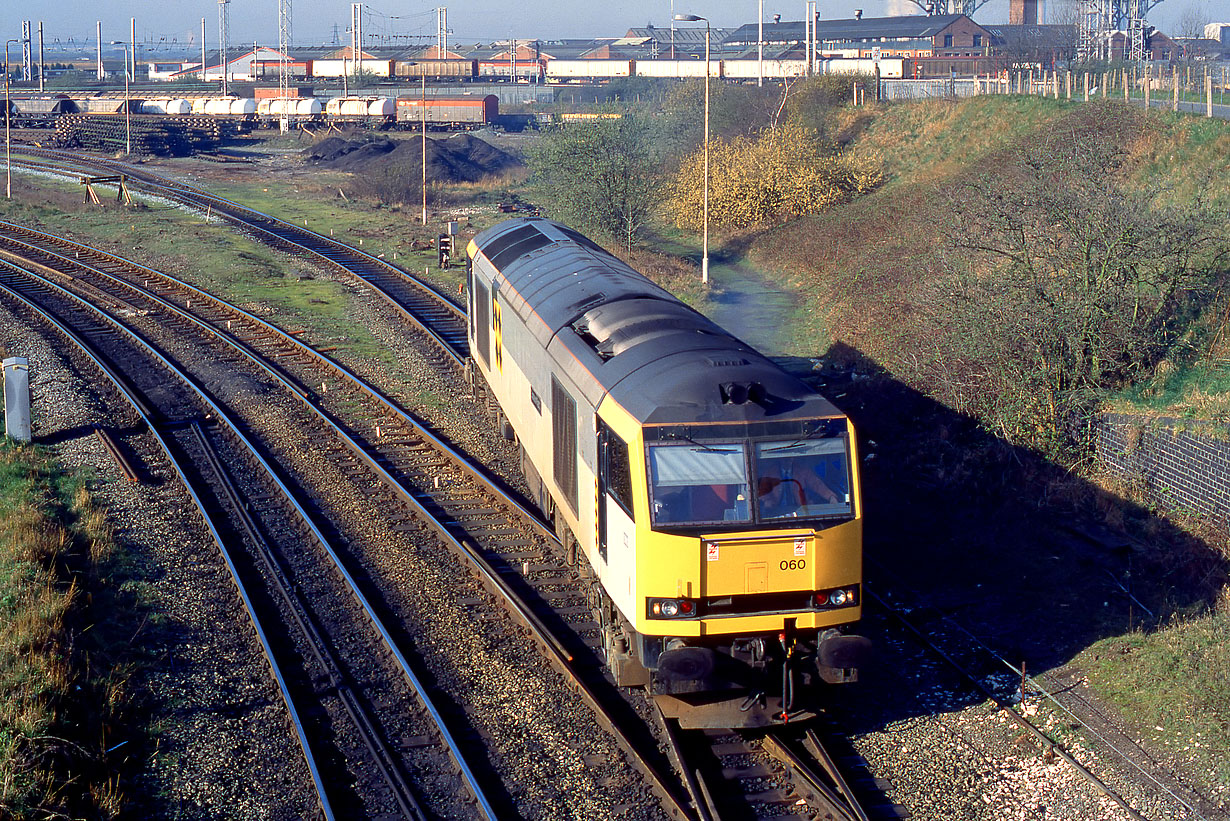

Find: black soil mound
<box><xmin>303</xmin><ymin>133</ymin><xmax>520</xmax><ymax>182</ymax></box>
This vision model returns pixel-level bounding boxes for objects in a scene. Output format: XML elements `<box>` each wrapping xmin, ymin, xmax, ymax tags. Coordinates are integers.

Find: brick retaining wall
<box><xmin>1097</xmin><ymin>413</ymin><xmax>1230</xmax><ymax>527</ymax></box>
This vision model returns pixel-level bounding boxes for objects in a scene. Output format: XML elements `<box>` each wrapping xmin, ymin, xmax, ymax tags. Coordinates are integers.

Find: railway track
<box><xmin>860</xmin><ymin>575</ymin><xmax>1223</xmax><ymax>821</ymax></box>
<box><xmin>661</xmin><ymin>717</ymin><xmax>896</xmax><ymax>821</ymax></box>
<box><xmin>0</xmin><ymin>257</ymin><xmax>492</xmax><ymax>819</ymax></box>
<box><xmin>6</xmin><ymin>148</ymin><xmax>469</xmax><ymax>368</ymax></box>
<box><xmin>0</xmin><ymin>222</ymin><xmax>697</xmax><ymax>818</ymax></box>
<box><xmin>0</xmin><ymin>154</ymin><xmax>909</xmax><ymax>818</ymax></box>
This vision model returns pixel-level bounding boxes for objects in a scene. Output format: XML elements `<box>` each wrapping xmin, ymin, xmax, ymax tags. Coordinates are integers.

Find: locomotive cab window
<box><xmin>754</xmin><ymin>438</ymin><xmax>852</xmax><ymax>521</ymax></box>
<box><xmin>599</xmin><ymin>422</ymin><xmax>635</xmax><ymax>518</ymax></box>
<box><xmin>648</xmin><ymin>443</ymin><xmax>751</xmax><ymax>526</ymax></box>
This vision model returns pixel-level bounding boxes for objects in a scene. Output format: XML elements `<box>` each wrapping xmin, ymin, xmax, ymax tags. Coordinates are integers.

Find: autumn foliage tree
<box><xmin>668</xmin><ymin>122</ymin><xmax>882</xmax><ymax>231</ymax></box>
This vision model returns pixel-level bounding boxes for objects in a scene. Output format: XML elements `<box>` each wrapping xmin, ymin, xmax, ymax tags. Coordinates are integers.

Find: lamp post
<box><xmin>5</xmin><ymin>39</ymin><xmax>17</xmax><ymax>199</ymax></box>
<box><xmin>674</xmin><ymin>14</ymin><xmax>710</xmax><ymax>285</ymax></box>
<box><xmin>421</xmin><ymin>72</ymin><xmax>427</xmax><ymax>226</ymax></box>
<box><xmin>110</xmin><ymin>41</ymin><xmax>132</xmax><ymax>155</ymax></box>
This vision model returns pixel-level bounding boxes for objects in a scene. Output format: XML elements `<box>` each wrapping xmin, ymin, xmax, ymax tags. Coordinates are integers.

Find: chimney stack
<box><xmin>1010</xmin><ymin>0</ymin><xmax>1039</xmax><ymax>25</ymax></box>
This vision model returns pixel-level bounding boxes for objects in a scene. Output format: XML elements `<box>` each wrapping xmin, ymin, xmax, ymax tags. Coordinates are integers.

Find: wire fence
<box><xmin>879</xmin><ymin>65</ymin><xmax>1230</xmax><ymax>119</ymax></box>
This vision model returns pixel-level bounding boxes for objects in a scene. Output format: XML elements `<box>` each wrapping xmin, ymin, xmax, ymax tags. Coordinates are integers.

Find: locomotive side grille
<box><xmin>552</xmin><ymin>377</ymin><xmax>579</xmax><ymax>515</ymax></box>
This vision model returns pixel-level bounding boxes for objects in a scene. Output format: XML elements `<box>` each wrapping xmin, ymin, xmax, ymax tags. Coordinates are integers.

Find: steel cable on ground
<box><xmin>869</xmin><ymin>571</ymin><xmax>1211</xmax><ymax>821</ymax></box>
<box><xmin>865</xmin><ymin>570</ymin><xmax>1202</xmax><ymax>821</ymax></box>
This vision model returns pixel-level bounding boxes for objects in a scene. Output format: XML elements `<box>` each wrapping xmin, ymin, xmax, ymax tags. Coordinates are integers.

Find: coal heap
<box><xmin>303</xmin><ymin>133</ymin><xmax>521</xmax><ymax>182</ymax></box>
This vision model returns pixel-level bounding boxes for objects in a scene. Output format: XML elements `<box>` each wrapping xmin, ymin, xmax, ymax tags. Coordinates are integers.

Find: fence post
<box><xmin>1173</xmin><ymin>66</ymin><xmax>1179</xmax><ymax>112</ymax></box>
<box><xmin>1208</xmin><ymin>74</ymin><xmax>1214</xmax><ymax>118</ymax></box>
<box><xmin>1144</xmin><ymin>67</ymin><xmax>1150</xmax><ymax>110</ymax></box>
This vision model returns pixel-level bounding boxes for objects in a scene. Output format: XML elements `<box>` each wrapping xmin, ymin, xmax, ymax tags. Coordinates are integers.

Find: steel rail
<box><xmin>0</xmin><ymin>227</ymin><xmax>688</xmax><ymax>819</ymax></box>
<box><xmin>865</xmin><ymin>584</ymin><xmax>1151</xmax><ymax>821</ymax></box>
<box><xmin>0</xmin><ymin>258</ymin><xmax>497</xmax><ymax>819</ymax></box>
<box><xmin>761</xmin><ymin>732</ymin><xmax>870</xmax><ymax>821</ymax></box>
<box><xmin>0</xmin><ymin>268</ymin><xmax>335</xmax><ymax>821</ymax></box>
<box><xmin>0</xmin><ymin>218</ymin><xmax>547</xmax><ymax>536</ymax></box>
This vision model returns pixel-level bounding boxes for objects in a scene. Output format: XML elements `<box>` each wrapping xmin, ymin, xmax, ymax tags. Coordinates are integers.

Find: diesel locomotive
<box><xmin>466</xmin><ymin>218</ymin><xmax>869</xmax><ymax>728</ymax></box>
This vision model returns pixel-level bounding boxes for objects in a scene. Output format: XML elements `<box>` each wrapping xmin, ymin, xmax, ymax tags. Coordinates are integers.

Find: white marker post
<box><xmin>3</xmin><ymin>357</ymin><xmax>31</xmax><ymax>442</ymax></box>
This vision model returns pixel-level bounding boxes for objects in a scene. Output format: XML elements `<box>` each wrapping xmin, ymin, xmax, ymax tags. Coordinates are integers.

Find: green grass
<box><xmin>0</xmin><ymin>440</ymin><xmax>143</xmax><ymax>819</ymax></box>
<box><xmin>1110</xmin><ymin>362</ymin><xmax>1230</xmax><ymax>425</ymax></box>
<box><xmin>1077</xmin><ymin>606</ymin><xmax>1230</xmax><ymax>789</ymax></box>
<box><xmin>1</xmin><ymin>166</ymin><xmax>399</xmax><ymax>366</ymax></box>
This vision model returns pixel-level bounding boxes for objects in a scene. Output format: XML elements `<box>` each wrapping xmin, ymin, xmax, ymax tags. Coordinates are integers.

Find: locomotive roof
<box><xmin>470</xmin><ymin>218</ymin><xmax>842</xmax><ymax>426</ymax></box>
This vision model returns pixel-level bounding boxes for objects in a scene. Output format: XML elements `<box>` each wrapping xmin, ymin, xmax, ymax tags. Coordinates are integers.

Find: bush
<box><xmin>668</xmin><ymin>122</ymin><xmax>882</xmax><ymax>231</ymax></box>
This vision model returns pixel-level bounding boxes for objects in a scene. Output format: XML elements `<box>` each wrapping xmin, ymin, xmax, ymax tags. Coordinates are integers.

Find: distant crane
<box><xmin>907</xmin><ymin>0</ymin><xmax>992</xmax><ymax>17</ymax></box>
<box><xmin>278</xmin><ymin>0</ymin><xmax>292</xmax><ymax>131</ymax></box>
<box><xmin>1078</xmin><ymin>0</ymin><xmax>1165</xmax><ymax>61</ymax></box>
<box><xmin>218</xmin><ymin>0</ymin><xmax>229</xmax><ymax>94</ymax></box>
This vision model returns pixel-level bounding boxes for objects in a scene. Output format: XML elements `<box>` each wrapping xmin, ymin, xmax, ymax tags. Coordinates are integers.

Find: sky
<box><xmin>0</xmin><ymin>0</ymin><xmax>1211</xmax><ymax>57</ymax></box>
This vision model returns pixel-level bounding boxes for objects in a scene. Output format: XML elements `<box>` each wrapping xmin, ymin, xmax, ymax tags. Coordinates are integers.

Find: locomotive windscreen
<box><xmin>646</xmin><ymin>433</ymin><xmax>853</xmax><ymax>529</ymax></box>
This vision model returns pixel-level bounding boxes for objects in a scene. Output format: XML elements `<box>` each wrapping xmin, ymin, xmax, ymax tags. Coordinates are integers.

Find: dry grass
<box><xmin>0</xmin><ymin>443</ymin><xmax>131</xmax><ymax>819</ymax></box>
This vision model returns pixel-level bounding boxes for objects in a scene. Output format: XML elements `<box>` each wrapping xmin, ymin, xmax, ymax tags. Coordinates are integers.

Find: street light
<box><xmin>5</xmin><ymin>39</ymin><xmax>18</xmax><ymax>199</ymax></box>
<box><xmin>420</xmin><ymin>72</ymin><xmax>427</xmax><ymax>226</ymax></box>
<box><xmin>674</xmin><ymin>14</ymin><xmax>710</xmax><ymax>285</ymax></box>
<box><xmin>110</xmin><ymin>41</ymin><xmax>132</xmax><ymax>155</ymax></box>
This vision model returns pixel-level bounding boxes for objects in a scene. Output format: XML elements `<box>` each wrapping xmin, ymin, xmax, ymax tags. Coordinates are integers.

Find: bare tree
<box><xmin>925</xmin><ymin>103</ymin><xmax>1229</xmax><ymax>459</ymax></box>
<box><xmin>527</xmin><ymin>110</ymin><xmax>665</xmax><ymax>251</ymax></box>
<box><xmin>1175</xmin><ymin>0</ymin><xmax>1210</xmax><ymax>40</ymax></box>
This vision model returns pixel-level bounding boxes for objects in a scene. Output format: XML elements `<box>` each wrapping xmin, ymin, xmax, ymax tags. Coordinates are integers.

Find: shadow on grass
<box><xmin>782</xmin><ymin>342</ymin><xmax>1227</xmax><ymax>725</ymax></box>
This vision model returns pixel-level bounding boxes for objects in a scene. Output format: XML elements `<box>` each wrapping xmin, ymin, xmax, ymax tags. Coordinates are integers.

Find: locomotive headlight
<box><xmin>648</xmin><ymin>598</ymin><xmax>698</xmax><ymax>619</ymax></box>
<box><xmin>815</xmin><ymin>587</ymin><xmax>858</xmax><ymax>609</ymax></box>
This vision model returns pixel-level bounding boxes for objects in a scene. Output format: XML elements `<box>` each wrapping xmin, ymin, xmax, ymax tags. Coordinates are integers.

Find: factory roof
<box><xmin>727</xmin><ymin>14</ymin><xmax>974</xmax><ymax>45</ymax></box>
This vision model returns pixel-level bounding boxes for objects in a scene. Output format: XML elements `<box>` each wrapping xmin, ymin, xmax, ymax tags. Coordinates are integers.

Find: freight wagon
<box><xmin>394</xmin><ymin>95</ymin><xmax>498</xmax><ymax>129</ymax></box>
<box><xmin>394</xmin><ymin>59</ymin><xmax>479</xmax><ymax>81</ymax></box>
<box><xmin>544</xmin><ymin>59</ymin><xmax>634</xmax><ymax>82</ymax></box>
